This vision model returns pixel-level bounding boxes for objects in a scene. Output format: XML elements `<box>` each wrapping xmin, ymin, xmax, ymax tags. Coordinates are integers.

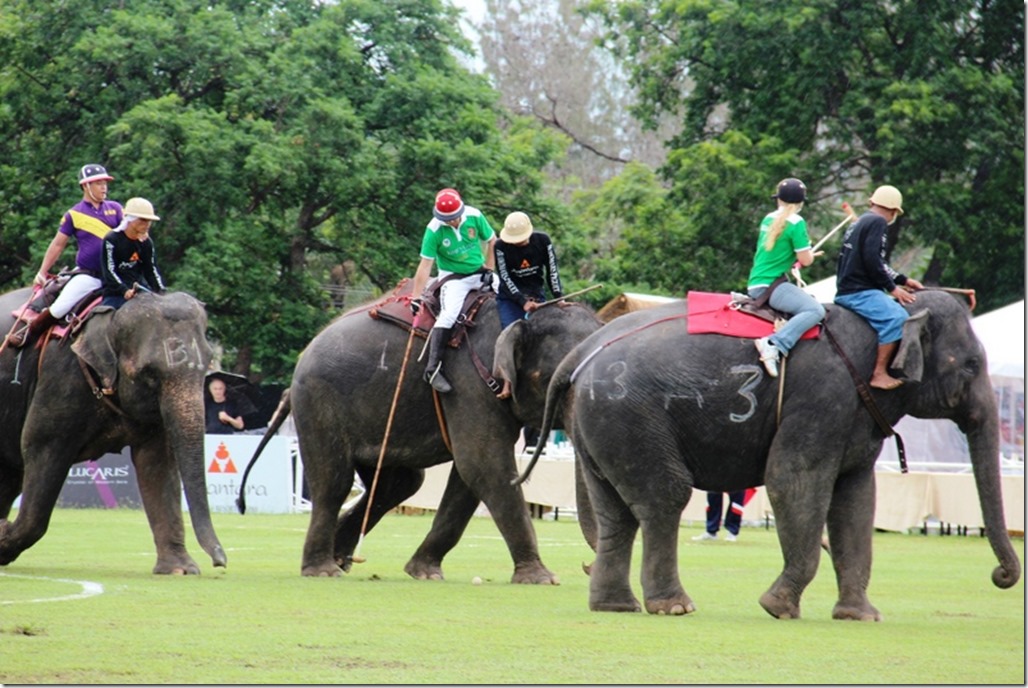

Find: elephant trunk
<box><xmin>961</xmin><ymin>380</ymin><xmax>1021</xmax><ymax>589</ymax></box>
<box><xmin>163</xmin><ymin>379</ymin><xmax>228</xmax><ymax>568</ymax></box>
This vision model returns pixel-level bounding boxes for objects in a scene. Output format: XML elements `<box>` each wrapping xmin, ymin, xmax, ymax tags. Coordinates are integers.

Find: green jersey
<box><xmin>747</xmin><ymin>209</ymin><xmax>812</xmax><ymax>288</ymax></box>
<box><xmin>419</xmin><ymin>206</ymin><xmax>496</xmax><ymax>274</ymax></box>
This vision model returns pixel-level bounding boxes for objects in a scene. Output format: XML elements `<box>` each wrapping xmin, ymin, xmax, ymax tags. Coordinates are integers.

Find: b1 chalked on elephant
<box><xmin>240</xmin><ymin>285</ymin><xmax>602</xmax><ymax>581</ymax></box>
<box><xmin>521</xmin><ymin>290</ymin><xmax>1020</xmax><ymax>619</ymax></box>
<box><xmin>0</xmin><ymin>287</ymin><xmax>226</xmax><ymax>574</ymax></box>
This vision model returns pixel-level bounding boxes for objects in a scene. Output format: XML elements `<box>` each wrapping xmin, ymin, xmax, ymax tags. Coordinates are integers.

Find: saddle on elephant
<box><xmin>685</xmin><ymin>290</ymin><xmax>821</xmax><ymax>341</ymax></box>
<box><xmin>367</xmin><ymin>276</ymin><xmax>495</xmax><ymax>350</ymax></box>
<box><xmin>5</xmin><ymin>271</ymin><xmax>105</xmax><ymax>349</ymax></box>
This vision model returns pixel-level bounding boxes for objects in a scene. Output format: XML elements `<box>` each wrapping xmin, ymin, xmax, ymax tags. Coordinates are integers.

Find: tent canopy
<box><xmin>596</xmin><ymin>292</ymin><xmax>680</xmax><ymax>322</ymax></box>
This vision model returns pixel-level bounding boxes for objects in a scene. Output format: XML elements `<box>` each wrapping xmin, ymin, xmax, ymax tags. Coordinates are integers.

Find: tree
<box><xmin>586</xmin><ymin>0</ymin><xmax>1024</xmax><ymax>311</ymax></box>
<box><xmin>0</xmin><ymin>0</ymin><xmax>569</xmax><ymax>381</ymax></box>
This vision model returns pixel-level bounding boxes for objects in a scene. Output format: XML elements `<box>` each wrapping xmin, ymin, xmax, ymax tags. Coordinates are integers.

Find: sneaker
<box><xmin>725</xmin><ymin>533</ymin><xmax>738</xmax><ymax>542</ymax></box>
<box><xmin>754</xmin><ymin>336</ymin><xmax>780</xmax><ymax>377</ymax></box>
<box><xmin>692</xmin><ymin>532</ymin><xmax>718</xmax><ymax>541</ymax></box>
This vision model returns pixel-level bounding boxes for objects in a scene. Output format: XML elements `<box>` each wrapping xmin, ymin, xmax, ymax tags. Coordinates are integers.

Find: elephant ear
<box><xmin>71</xmin><ymin>310</ymin><xmax>119</xmax><ymax>390</ymax></box>
<box><xmin>890</xmin><ymin>308</ymin><xmax>930</xmax><ymax>383</ymax></box>
<box><xmin>493</xmin><ymin>320</ymin><xmax>526</xmax><ymax>397</ymax></box>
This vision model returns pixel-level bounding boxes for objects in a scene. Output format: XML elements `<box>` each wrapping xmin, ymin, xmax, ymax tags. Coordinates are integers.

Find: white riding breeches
<box><xmin>50</xmin><ymin>274</ymin><xmax>102</xmax><ymax>318</ymax></box>
<box><xmin>434</xmin><ymin>273</ymin><xmax>487</xmax><ymax>329</ymax></box>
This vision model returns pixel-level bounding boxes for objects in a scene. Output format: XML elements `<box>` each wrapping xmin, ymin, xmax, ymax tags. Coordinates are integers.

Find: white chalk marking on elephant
<box><xmin>664</xmin><ymin>389</ymin><xmax>704</xmax><ymax>411</ymax></box>
<box><xmin>10</xmin><ymin>348</ymin><xmax>24</xmax><ymax>384</ymax></box>
<box><xmin>163</xmin><ymin>337</ymin><xmax>192</xmax><ymax>368</ymax></box>
<box><xmin>378</xmin><ymin>339</ymin><xmax>390</xmax><ymax>370</ymax></box>
<box><xmin>0</xmin><ymin>572</ymin><xmax>105</xmax><ymax>605</ymax></box>
<box><xmin>728</xmin><ymin>364</ymin><xmax>762</xmax><ymax>423</ymax></box>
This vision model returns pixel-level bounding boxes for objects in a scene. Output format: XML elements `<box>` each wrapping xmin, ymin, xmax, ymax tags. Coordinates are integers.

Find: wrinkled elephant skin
<box><xmin>0</xmin><ymin>287</ymin><xmax>225</xmax><ymax>574</ymax></box>
<box><xmin>282</xmin><ymin>295</ymin><xmax>601</xmax><ymax>582</ymax></box>
<box><xmin>531</xmin><ymin>292</ymin><xmax>1020</xmax><ymax>619</ymax></box>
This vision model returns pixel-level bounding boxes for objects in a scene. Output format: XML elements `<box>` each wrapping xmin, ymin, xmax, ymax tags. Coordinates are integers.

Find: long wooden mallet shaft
<box><xmin>351</xmin><ymin>323</ymin><xmax>418</xmax><ymax>564</ymax></box>
<box><xmin>535</xmin><ymin>283</ymin><xmax>603</xmax><ymax>309</ymax></box>
<box><xmin>812</xmin><ymin>202</ymin><xmax>857</xmax><ymax>252</ymax></box>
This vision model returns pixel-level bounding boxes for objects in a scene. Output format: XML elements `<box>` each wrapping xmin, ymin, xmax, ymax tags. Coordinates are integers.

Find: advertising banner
<box><xmin>56</xmin><ymin>446</ymin><xmax>141</xmax><ymax>508</ymax></box>
<box><xmin>190</xmin><ymin>434</ymin><xmax>293</xmax><ymax>514</ymax></box>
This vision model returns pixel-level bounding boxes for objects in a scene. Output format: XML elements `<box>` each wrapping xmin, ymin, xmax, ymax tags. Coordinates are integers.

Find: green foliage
<box><xmin>585</xmin><ymin>0</ymin><xmax>1025</xmax><ymax>310</ymax></box>
<box><xmin>0</xmin><ymin>509</ymin><xmax>1023</xmax><ymax>683</ymax></box>
<box><xmin>0</xmin><ymin>0</ymin><xmax>568</xmax><ymax>382</ymax></box>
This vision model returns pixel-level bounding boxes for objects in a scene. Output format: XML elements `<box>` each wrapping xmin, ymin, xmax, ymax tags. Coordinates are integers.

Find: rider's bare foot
<box><xmin>870</xmin><ymin>373</ymin><xmax>903</xmax><ymax>390</ymax></box>
<box><xmin>496</xmin><ymin>380</ymin><xmax>512</xmax><ymax>399</ymax></box>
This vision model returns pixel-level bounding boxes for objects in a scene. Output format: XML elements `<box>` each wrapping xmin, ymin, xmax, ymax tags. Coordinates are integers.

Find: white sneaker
<box><xmin>725</xmin><ymin>533</ymin><xmax>738</xmax><ymax>542</ymax></box>
<box><xmin>754</xmin><ymin>337</ymin><xmax>780</xmax><ymax>377</ymax></box>
<box><xmin>692</xmin><ymin>532</ymin><xmax>718</xmax><ymax>541</ymax></box>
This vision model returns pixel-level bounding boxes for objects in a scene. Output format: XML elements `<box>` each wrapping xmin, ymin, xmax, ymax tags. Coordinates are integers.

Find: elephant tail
<box><xmin>236</xmin><ymin>388</ymin><xmax>292</xmax><ymax>514</ymax></box>
<box><xmin>511</xmin><ymin>346</ymin><xmax>578</xmax><ymax>487</ymax></box>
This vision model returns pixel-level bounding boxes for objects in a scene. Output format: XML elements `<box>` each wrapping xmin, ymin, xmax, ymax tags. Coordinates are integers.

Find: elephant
<box><xmin>0</xmin><ymin>287</ymin><xmax>227</xmax><ymax>574</ymax></box>
<box><xmin>520</xmin><ymin>290</ymin><xmax>1021</xmax><ymax>619</ymax></box>
<box><xmin>241</xmin><ymin>286</ymin><xmax>602</xmax><ymax>581</ymax></box>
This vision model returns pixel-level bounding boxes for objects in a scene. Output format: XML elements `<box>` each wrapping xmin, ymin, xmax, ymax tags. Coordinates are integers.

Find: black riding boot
<box><xmin>6</xmin><ymin>307</ymin><xmax>58</xmax><ymax>349</ymax></box>
<box><xmin>423</xmin><ymin>328</ymin><xmax>453</xmax><ymax>393</ymax></box>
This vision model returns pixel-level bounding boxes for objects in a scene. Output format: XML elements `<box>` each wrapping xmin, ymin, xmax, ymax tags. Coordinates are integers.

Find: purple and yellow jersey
<box><xmin>58</xmin><ymin>199</ymin><xmax>124</xmax><ymax>272</ymax></box>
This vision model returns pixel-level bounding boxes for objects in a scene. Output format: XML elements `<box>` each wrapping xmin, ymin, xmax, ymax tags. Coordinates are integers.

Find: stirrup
<box><xmin>424</xmin><ymin>364</ymin><xmax>452</xmax><ymax>393</ymax></box>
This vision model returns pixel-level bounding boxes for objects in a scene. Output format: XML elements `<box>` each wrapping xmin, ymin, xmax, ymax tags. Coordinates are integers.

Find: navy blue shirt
<box><xmin>835</xmin><ymin>213</ymin><xmax>907</xmax><ymax>296</ymax></box>
<box><xmin>494</xmin><ymin>232</ymin><xmax>564</xmax><ymax>305</ymax></box>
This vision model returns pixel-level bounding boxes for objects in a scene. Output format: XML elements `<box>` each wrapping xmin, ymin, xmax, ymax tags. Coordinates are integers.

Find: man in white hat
<box><xmin>7</xmin><ymin>164</ymin><xmax>123</xmax><ymax>348</ymax></box>
<box><xmin>493</xmin><ymin>210</ymin><xmax>565</xmax><ymax>405</ymax></box>
<box><xmin>494</xmin><ymin>211</ymin><xmax>564</xmax><ymax>330</ymax></box>
<box><xmin>100</xmin><ymin>197</ymin><xmax>166</xmax><ymax>308</ymax></box>
<box><xmin>834</xmin><ymin>184</ymin><xmax>924</xmax><ymax>390</ymax></box>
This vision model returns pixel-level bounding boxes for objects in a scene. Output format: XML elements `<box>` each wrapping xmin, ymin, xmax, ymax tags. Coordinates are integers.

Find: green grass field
<box><xmin>0</xmin><ymin>508</ymin><xmax>1023</xmax><ymax>684</ymax></box>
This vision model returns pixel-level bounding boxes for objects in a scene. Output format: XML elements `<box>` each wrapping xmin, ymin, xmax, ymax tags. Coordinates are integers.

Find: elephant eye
<box><xmin>963</xmin><ymin>357</ymin><xmax>981</xmax><ymax>376</ymax></box>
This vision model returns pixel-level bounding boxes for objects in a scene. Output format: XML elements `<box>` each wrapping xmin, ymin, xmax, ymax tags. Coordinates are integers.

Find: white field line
<box><xmin>0</xmin><ymin>573</ymin><xmax>104</xmax><ymax>605</ymax></box>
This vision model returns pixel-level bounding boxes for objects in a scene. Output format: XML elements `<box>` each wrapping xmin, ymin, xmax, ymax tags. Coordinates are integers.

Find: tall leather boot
<box><xmin>423</xmin><ymin>328</ymin><xmax>452</xmax><ymax>393</ymax></box>
<box><xmin>6</xmin><ymin>307</ymin><xmax>58</xmax><ymax>349</ymax></box>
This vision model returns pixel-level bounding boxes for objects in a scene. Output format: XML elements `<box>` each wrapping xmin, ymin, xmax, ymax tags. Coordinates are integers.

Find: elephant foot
<box><xmin>832</xmin><ymin>601</ymin><xmax>882</xmax><ymax>622</ymax></box>
<box><xmin>208</xmin><ymin>545</ymin><xmax>228</xmax><ymax>568</ymax></box>
<box><xmin>589</xmin><ymin>595</ymin><xmax>642</xmax><ymax>613</ymax></box>
<box><xmin>153</xmin><ymin>557</ymin><xmax>201</xmax><ymax>575</ymax></box>
<box><xmin>404</xmin><ymin>558</ymin><xmax>444</xmax><ymax>581</ymax></box>
<box><xmin>0</xmin><ymin>519</ymin><xmax>18</xmax><ymax>566</ymax></box>
<box><xmin>644</xmin><ymin>592</ymin><xmax>696</xmax><ymax>616</ymax></box>
<box><xmin>302</xmin><ymin>560</ymin><xmax>343</xmax><ymax>577</ymax></box>
<box><xmin>759</xmin><ymin>589</ymin><xmax>801</xmax><ymax>620</ymax></box>
<box><xmin>512</xmin><ymin>561</ymin><xmax>559</xmax><ymax>585</ymax></box>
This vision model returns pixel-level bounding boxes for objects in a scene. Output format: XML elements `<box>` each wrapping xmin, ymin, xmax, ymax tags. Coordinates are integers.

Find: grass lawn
<box><xmin>0</xmin><ymin>508</ymin><xmax>1023</xmax><ymax>684</ymax></box>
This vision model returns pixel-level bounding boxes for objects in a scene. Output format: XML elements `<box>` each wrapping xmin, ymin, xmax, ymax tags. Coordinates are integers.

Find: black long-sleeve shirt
<box><xmin>835</xmin><ymin>213</ymin><xmax>907</xmax><ymax>296</ymax></box>
<box><xmin>494</xmin><ymin>231</ymin><xmax>564</xmax><ymax>306</ymax></box>
<box><xmin>101</xmin><ymin>229</ymin><xmax>166</xmax><ymax>298</ymax></box>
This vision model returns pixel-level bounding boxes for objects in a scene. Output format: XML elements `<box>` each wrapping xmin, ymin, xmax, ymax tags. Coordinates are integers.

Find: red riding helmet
<box><xmin>433</xmin><ymin>188</ymin><xmax>465</xmax><ymax>222</ymax></box>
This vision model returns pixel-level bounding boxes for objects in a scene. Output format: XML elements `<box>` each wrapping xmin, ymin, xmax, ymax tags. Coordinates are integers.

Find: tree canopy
<box><xmin>0</xmin><ymin>0</ymin><xmax>569</xmax><ymax>381</ymax></box>
<box><xmin>582</xmin><ymin>0</ymin><xmax>1024</xmax><ymax>310</ymax></box>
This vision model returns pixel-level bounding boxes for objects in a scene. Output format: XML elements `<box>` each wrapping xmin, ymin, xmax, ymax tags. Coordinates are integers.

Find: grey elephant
<box><xmin>0</xmin><ymin>287</ymin><xmax>226</xmax><ymax>574</ymax></box>
<box><xmin>240</xmin><ymin>290</ymin><xmax>602</xmax><ymax>581</ymax></box>
<box><xmin>521</xmin><ymin>291</ymin><xmax>1021</xmax><ymax>619</ymax></box>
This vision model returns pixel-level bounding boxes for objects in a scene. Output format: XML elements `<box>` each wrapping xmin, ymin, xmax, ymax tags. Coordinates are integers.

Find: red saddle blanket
<box><xmin>685</xmin><ymin>291</ymin><xmax>819</xmax><ymax>340</ymax></box>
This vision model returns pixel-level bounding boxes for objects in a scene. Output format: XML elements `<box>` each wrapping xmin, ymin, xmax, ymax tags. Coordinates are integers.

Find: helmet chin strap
<box><xmin>84</xmin><ymin>182</ymin><xmax>103</xmax><ymax>205</ymax></box>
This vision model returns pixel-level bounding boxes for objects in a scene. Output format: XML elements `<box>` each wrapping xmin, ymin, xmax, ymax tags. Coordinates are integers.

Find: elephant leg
<box><xmin>133</xmin><ymin>439</ymin><xmax>200</xmax><ymax>575</ymax></box>
<box><xmin>826</xmin><ymin>468</ymin><xmax>881</xmax><ymax>621</ymax></box>
<box><xmin>0</xmin><ymin>452</ymin><xmax>67</xmax><ymax>566</ymax></box>
<box><xmin>0</xmin><ymin>462</ymin><xmax>24</xmax><ymax>520</ymax></box>
<box><xmin>639</xmin><ymin>508</ymin><xmax>696</xmax><ymax>616</ymax></box>
<box><xmin>404</xmin><ymin>466</ymin><xmax>477</xmax><ymax>581</ymax></box>
<box><xmin>456</xmin><ymin>456</ymin><xmax>559</xmax><ymax>585</ymax></box>
<box><xmin>301</xmin><ymin>450</ymin><xmax>355</xmax><ymax>577</ymax></box>
<box><xmin>760</xmin><ymin>450</ymin><xmax>833</xmax><ymax>620</ymax></box>
<box><xmin>582</xmin><ymin>457</ymin><xmax>641</xmax><ymax>612</ymax></box>
<box><xmin>574</xmin><ymin>456</ymin><xmax>598</xmax><ymax>555</ymax></box>
<box><xmin>334</xmin><ymin>465</ymin><xmax>424</xmax><ymax>569</ymax></box>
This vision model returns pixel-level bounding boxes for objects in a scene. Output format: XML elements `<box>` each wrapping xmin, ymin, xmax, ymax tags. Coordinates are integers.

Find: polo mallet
<box><xmin>533</xmin><ymin>283</ymin><xmax>603</xmax><ymax>310</ymax></box>
<box><xmin>350</xmin><ymin>321</ymin><xmax>418</xmax><ymax>564</ymax></box>
<box><xmin>792</xmin><ymin>202</ymin><xmax>856</xmax><ymax>288</ymax></box>
<box><xmin>0</xmin><ymin>285</ymin><xmax>44</xmax><ymax>355</ymax></box>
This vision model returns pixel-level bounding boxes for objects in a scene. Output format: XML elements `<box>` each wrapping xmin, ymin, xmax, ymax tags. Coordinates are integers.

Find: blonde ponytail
<box><xmin>763</xmin><ymin>202</ymin><xmax>804</xmax><ymax>251</ymax></box>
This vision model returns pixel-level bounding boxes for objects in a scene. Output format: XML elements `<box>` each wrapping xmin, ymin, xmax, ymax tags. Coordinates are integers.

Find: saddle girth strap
<box><xmin>76</xmin><ymin>355</ymin><xmax>130</xmax><ymax>418</ymax></box>
<box><xmin>822</xmin><ymin>322</ymin><xmax>907</xmax><ymax>473</ymax></box>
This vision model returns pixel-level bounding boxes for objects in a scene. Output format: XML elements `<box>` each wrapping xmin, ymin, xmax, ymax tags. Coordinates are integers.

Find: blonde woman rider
<box><xmin>746</xmin><ymin>178</ymin><xmax>825</xmax><ymax>378</ymax></box>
